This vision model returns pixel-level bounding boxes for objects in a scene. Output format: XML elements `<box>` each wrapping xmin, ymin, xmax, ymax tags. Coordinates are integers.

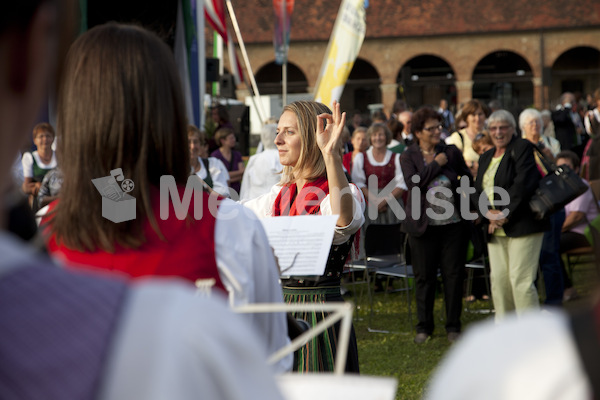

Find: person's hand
<box><xmin>33</xmin><ymin>182</ymin><xmax>42</xmax><ymax>196</ymax></box>
<box><xmin>377</xmin><ymin>197</ymin><xmax>389</xmax><ymax>213</ymax></box>
<box><xmin>434</xmin><ymin>152</ymin><xmax>448</xmax><ymax>166</ymax></box>
<box><xmin>486</xmin><ymin>209</ymin><xmax>507</xmax><ymax>233</ymax></box>
<box><xmin>316</xmin><ymin>100</ymin><xmax>346</xmax><ymax>159</ymax></box>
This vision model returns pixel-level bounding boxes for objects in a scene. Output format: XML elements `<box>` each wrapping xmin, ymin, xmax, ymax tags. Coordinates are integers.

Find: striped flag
<box><xmin>273</xmin><ymin>0</ymin><xmax>295</xmax><ymax>65</ymax></box>
<box><xmin>314</xmin><ymin>0</ymin><xmax>366</xmax><ymax>107</ymax></box>
<box><xmin>204</xmin><ymin>0</ymin><xmax>244</xmax><ymax>85</ymax></box>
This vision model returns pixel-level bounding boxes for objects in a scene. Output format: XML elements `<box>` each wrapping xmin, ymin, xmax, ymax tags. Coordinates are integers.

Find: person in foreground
<box><xmin>474</xmin><ymin>110</ymin><xmax>549</xmax><ymax>320</ymax></box>
<box><xmin>41</xmin><ymin>23</ymin><xmax>291</xmax><ymax>372</ymax></box>
<box><xmin>400</xmin><ymin>107</ymin><xmax>473</xmax><ymax>343</ymax></box>
<box><xmin>244</xmin><ymin>100</ymin><xmax>366</xmax><ymax>373</ymax></box>
<box><xmin>425</xmin><ymin>302</ymin><xmax>597</xmax><ymax>400</ymax></box>
<box><xmin>0</xmin><ymin>2</ymin><xmax>284</xmax><ymax>400</ymax></box>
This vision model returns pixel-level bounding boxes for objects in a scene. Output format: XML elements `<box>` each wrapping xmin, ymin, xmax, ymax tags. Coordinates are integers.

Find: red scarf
<box><xmin>272</xmin><ymin>176</ymin><xmax>329</xmax><ymax>216</ymax></box>
<box><xmin>272</xmin><ymin>176</ymin><xmax>362</xmax><ymax>264</ymax></box>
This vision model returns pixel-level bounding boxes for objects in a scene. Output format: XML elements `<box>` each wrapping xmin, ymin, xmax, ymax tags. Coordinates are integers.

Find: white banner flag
<box><xmin>313</xmin><ymin>0</ymin><xmax>366</xmax><ymax>107</ymax></box>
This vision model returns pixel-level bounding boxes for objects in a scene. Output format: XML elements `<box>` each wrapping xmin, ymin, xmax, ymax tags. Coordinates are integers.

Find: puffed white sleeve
<box><xmin>394</xmin><ymin>153</ymin><xmax>408</xmax><ymax>190</ymax></box>
<box><xmin>239</xmin><ymin>156</ymin><xmax>256</xmax><ymax>202</ymax></box>
<box><xmin>319</xmin><ymin>183</ymin><xmax>365</xmax><ymax>245</ymax></box>
<box><xmin>241</xmin><ymin>184</ymin><xmax>280</xmax><ymax>218</ymax></box>
<box><xmin>208</xmin><ymin>157</ymin><xmax>231</xmax><ymax>198</ymax></box>
<box><xmin>445</xmin><ymin>131</ymin><xmax>463</xmax><ymax>151</ymax></box>
<box><xmin>215</xmin><ymin>199</ymin><xmax>292</xmax><ymax>373</ymax></box>
<box><xmin>351</xmin><ymin>152</ymin><xmax>367</xmax><ymax>188</ymax></box>
<box><xmin>21</xmin><ymin>152</ymin><xmax>34</xmax><ymax>179</ymax></box>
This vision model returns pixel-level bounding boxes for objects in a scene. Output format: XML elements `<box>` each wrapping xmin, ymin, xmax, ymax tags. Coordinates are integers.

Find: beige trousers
<box><xmin>487</xmin><ymin>232</ymin><xmax>544</xmax><ymax>321</ymax></box>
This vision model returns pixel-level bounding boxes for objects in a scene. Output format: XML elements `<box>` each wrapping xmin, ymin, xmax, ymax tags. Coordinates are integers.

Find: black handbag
<box><xmin>529</xmin><ymin>148</ymin><xmax>588</xmax><ymax>220</ymax></box>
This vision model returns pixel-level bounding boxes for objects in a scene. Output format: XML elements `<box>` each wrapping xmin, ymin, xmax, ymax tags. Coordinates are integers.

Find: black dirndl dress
<box><xmin>282</xmin><ymin>236</ymin><xmax>360</xmax><ymax>373</ymax></box>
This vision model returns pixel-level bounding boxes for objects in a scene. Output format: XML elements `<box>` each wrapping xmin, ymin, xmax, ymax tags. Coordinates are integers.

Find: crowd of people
<box><xmin>3</xmin><ymin>1</ymin><xmax>600</xmax><ymax>398</ymax></box>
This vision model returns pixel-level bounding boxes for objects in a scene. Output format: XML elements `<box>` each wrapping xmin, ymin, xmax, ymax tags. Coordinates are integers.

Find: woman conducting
<box><xmin>244</xmin><ymin>100</ymin><xmax>365</xmax><ymax>373</ymax></box>
<box><xmin>475</xmin><ymin>110</ymin><xmax>549</xmax><ymax>320</ymax></box>
<box><xmin>400</xmin><ymin>106</ymin><xmax>473</xmax><ymax>344</ymax></box>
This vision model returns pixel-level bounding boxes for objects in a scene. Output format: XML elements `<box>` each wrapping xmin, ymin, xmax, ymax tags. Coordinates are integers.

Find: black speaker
<box><xmin>219</xmin><ymin>74</ymin><xmax>236</xmax><ymax>98</ymax></box>
<box><xmin>227</xmin><ymin>105</ymin><xmax>250</xmax><ymax>156</ymax></box>
<box><xmin>206</xmin><ymin>58</ymin><xmax>219</xmax><ymax>82</ymax></box>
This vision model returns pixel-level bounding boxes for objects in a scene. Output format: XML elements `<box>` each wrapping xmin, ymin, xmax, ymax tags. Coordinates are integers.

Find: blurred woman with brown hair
<box><xmin>42</xmin><ymin>23</ymin><xmax>291</xmax><ymax>372</ymax></box>
<box><xmin>446</xmin><ymin>99</ymin><xmax>490</xmax><ymax>175</ymax></box>
<box><xmin>22</xmin><ymin>123</ymin><xmax>57</xmax><ymax>211</ymax></box>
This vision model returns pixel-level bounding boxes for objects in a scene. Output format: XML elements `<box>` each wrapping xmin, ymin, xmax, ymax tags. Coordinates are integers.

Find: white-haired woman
<box><xmin>519</xmin><ymin>108</ymin><xmax>565</xmax><ymax>305</ymax></box>
<box><xmin>474</xmin><ymin>110</ymin><xmax>550</xmax><ymax>320</ymax></box>
<box><xmin>519</xmin><ymin>108</ymin><xmax>561</xmax><ymax>160</ymax></box>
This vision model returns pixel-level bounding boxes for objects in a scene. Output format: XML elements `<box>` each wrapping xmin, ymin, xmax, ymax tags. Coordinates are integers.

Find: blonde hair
<box><xmin>280</xmin><ymin>101</ymin><xmax>337</xmax><ymax>185</ymax></box>
<box><xmin>214</xmin><ymin>127</ymin><xmax>234</xmax><ymax>147</ymax></box>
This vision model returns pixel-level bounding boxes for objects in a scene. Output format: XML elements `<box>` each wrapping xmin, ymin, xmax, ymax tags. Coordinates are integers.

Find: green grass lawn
<box><xmin>344</xmin><ymin>259</ymin><xmax>599</xmax><ymax>400</ymax></box>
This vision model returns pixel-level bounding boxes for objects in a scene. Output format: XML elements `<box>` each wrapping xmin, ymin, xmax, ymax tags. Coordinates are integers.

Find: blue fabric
<box><xmin>0</xmin><ymin>261</ymin><xmax>128</xmax><ymax>400</ymax></box>
<box><xmin>539</xmin><ymin>209</ymin><xmax>566</xmax><ymax>305</ymax></box>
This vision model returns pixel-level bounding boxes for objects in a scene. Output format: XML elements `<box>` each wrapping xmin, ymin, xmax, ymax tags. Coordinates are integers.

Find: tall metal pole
<box><xmin>225</xmin><ymin>0</ymin><xmax>267</xmax><ymax>123</ymax></box>
<box><xmin>282</xmin><ymin>0</ymin><xmax>288</xmax><ymax>106</ymax></box>
<box><xmin>197</xmin><ymin>1</ymin><xmax>206</xmax><ymax>128</ymax></box>
<box><xmin>213</xmin><ymin>32</ymin><xmax>223</xmax><ymax>97</ymax></box>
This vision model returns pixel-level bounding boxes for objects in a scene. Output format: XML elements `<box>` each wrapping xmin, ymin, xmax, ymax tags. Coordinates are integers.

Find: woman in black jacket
<box><xmin>400</xmin><ymin>107</ymin><xmax>473</xmax><ymax>344</ymax></box>
<box><xmin>474</xmin><ymin>109</ymin><xmax>550</xmax><ymax>321</ymax></box>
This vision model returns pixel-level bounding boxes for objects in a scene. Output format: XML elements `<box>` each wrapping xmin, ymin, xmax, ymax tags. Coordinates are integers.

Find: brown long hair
<box><xmin>50</xmin><ymin>23</ymin><xmax>190</xmax><ymax>252</ymax></box>
<box><xmin>280</xmin><ymin>101</ymin><xmax>338</xmax><ymax>185</ymax></box>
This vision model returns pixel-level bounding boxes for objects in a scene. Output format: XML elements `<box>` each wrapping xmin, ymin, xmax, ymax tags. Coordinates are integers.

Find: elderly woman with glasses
<box><xmin>400</xmin><ymin>106</ymin><xmax>473</xmax><ymax>344</ymax></box>
<box><xmin>519</xmin><ymin>108</ymin><xmax>565</xmax><ymax>305</ymax></box>
<box><xmin>520</xmin><ymin>108</ymin><xmax>561</xmax><ymax>160</ymax></box>
<box><xmin>474</xmin><ymin>110</ymin><xmax>550</xmax><ymax>320</ymax></box>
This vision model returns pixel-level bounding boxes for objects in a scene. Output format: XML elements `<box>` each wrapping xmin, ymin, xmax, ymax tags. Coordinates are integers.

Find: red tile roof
<box><xmin>224</xmin><ymin>0</ymin><xmax>600</xmax><ymax>44</ymax></box>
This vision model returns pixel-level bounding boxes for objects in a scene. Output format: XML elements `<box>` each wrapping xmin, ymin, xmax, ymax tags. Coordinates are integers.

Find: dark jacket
<box><xmin>475</xmin><ymin>136</ymin><xmax>550</xmax><ymax>237</ymax></box>
<box><xmin>400</xmin><ymin>143</ymin><xmax>472</xmax><ymax>237</ymax></box>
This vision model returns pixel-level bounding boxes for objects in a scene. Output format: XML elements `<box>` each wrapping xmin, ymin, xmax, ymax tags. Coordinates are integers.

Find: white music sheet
<box><xmin>260</xmin><ymin>215</ymin><xmax>338</xmax><ymax>276</ymax></box>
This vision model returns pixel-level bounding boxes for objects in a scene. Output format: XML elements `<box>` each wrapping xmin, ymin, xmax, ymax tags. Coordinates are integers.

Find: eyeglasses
<box><xmin>423</xmin><ymin>124</ymin><xmax>443</xmax><ymax>133</ymax></box>
<box><xmin>488</xmin><ymin>125</ymin><xmax>511</xmax><ymax>132</ymax></box>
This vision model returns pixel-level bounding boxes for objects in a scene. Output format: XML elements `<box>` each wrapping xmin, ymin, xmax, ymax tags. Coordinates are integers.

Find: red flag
<box><xmin>204</xmin><ymin>0</ymin><xmax>244</xmax><ymax>84</ymax></box>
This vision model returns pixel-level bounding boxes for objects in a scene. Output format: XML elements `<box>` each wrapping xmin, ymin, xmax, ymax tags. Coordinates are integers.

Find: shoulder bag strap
<box><xmin>201</xmin><ymin>158</ymin><xmax>213</xmax><ymax>189</ymax></box>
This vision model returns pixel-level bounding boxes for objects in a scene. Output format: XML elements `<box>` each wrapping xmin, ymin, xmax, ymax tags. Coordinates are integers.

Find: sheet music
<box><xmin>260</xmin><ymin>215</ymin><xmax>338</xmax><ymax>276</ymax></box>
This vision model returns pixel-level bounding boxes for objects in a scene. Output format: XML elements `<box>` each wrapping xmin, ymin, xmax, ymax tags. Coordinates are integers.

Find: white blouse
<box><xmin>351</xmin><ymin>148</ymin><xmax>408</xmax><ymax>191</ymax></box>
<box><xmin>243</xmin><ymin>182</ymin><xmax>365</xmax><ymax>246</ymax></box>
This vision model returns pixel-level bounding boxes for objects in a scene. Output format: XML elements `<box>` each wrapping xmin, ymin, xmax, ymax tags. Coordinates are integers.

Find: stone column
<box><xmin>455</xmin><ymin>80</ymin><xmax>474</xmax><ymax>106</ymax></box>
<box><xmin>532</xmin><ymin>77</ymin><xmax>543</xmax><ymax>110</ymax></box>
<box><xmin>379</xmin><ymin>83</ymin><xmax>399</xmax><ymax>115</ymax></box>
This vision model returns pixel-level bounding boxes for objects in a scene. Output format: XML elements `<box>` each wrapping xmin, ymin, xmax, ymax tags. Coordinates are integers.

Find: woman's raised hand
<box><xmin>316</xmin><ymin>100</ymin><xmax>346</xmax><ymax>159</ymax></box>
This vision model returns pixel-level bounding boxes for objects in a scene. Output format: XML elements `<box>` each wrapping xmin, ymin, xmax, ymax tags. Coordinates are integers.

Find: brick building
<box><xmin>215</xmin><ymin>0</ymin><xmax>600</xmax><ymax>116</ymax></box>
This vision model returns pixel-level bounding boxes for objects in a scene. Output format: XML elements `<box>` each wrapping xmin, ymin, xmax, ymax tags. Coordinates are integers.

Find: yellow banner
<box><xmin>313</xmin><ymin>0</ymin><xmax>366</xmax><ymax>107</ymax></box>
